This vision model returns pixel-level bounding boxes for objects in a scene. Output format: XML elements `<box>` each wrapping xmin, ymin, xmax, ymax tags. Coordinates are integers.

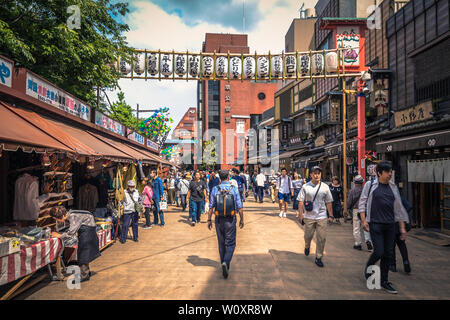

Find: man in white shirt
<box><xmin>168</xmin><ymin>175</ymin><xmax>176</xmax><ymax>205</ymax></box>
<box><xmin>177</xmin><ymin>175</ymin><xmax>190</xmax><ymax>211</ymax></box>
<box><xmin>256</xmin><ymin>171</ymin><xmax>266</xmax><ymax>203</ymax></box>
<box><xmin>276</xmin><ymin>168</ymin><xmax>293</xmax><ymax>218</ymax></box>
<box><xmin>297</xmin><ymin>166</ymin><xmax>334</xmax><ymax>268</ymax></box>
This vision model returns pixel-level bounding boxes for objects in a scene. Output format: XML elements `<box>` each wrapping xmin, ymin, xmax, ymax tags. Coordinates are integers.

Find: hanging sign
<box><xmin>147</xmin><ymin>139</ymin><xmax>159</xmax><ymax>150</ymax></box>
<box><xmin>134</xmin><ymin>54</ymin><xmax>145</xmax><ymax>75</ymax></box>
<box><xmin>26</xmin><ymin>72</ymin><xmax>90</xmax><ymax>121</ymax></box>
<box><xmin>147</xmin><ymin>53</ymin><xmax>159</xmax><ymax>75</ymax></box>
<box><xmin>175</xmin><ymin>54</ymin><xmax>187</xmax><ymax>77</ymax></box>
<box><xmin>189</xmin><ymin>56</ymin><xmax>200</xmax><ymax>77</ymax></box>
<box><xmin>336</xmin><ymin>27</ymin><xmax>360</xmax><ymax>66</ymax></box>
<box><xmin>230</xmin><ymin>57</ymin><xmax>242</xmax><ymax>79</ymax></box>
<box><xmin>243</xmin><ymin>57</ymin><xmax>255</xmax><ymax>78</ymax></box>
<box><xmin>95</xmin><ymin>111</ymin><xmax>125</xmax><ymax>136</ymax></box>
<box><xmin>0</xmin><ymin>57</ymin><xmax>12</xmax><ymax>88</ymax></box>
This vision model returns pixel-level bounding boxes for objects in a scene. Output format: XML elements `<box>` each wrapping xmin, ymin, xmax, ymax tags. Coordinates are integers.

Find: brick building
<box><xmin>197</xmin><ymin>33</ymin><xmax>279</xmax><ymax>170</ymax></box>
<box><xmin>169</xmin><ymin>107</ymin><xmax>198</xmax><ymax>169</ymax></box>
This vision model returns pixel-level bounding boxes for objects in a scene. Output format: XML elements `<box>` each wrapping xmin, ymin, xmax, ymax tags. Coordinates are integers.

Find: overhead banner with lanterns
<box><xmin>116</xmin><ymin>47</ymin><xmax>362</xmax><ymax>81</ymax></box>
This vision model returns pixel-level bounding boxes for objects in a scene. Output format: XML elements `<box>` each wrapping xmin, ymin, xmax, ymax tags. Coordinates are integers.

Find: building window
<box><xmin>258</xmin><ymin>92</ymin><xmax>266</xmax><ymax>100</ymax></box>
<box><xmin>236</xmin><ymin>120</ymin><xmax>245</xmax><ymax>133</ymax></box>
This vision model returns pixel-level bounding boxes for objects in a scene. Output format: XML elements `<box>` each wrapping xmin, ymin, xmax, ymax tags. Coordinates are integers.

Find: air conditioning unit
<box><xmin>225</xmin><ymin>106</ymin><xmax>231</xmax><ymax>113</ymax></box>
<box><xmin>225</xmin><ymin>117</ymin><xmax>231</xmax><ymax>123</ymax></box>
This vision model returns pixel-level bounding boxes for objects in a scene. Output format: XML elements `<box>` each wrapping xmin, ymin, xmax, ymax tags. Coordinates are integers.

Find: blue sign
<box><xmin>0</xmin><ymin>58</ymin><xmax>12</xmax><ymax>87</ymax></box>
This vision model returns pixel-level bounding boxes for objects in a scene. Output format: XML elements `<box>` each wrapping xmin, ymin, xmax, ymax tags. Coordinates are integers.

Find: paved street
<box><xmin>18</xmin><ymin>196</ymin><xmax>450</xmax><ymax>300</ymax></box>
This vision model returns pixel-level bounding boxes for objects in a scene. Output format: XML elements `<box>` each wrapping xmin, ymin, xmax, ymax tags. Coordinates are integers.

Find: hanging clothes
<box><xmin>14</xmin><ymin>173</ymin><xmax>40</xmax><ymax>221</ymax></box>
<box><xmin>77</xmin><ymin>183</ymin><xmax>99</xmax><ymax>212</ymax></box>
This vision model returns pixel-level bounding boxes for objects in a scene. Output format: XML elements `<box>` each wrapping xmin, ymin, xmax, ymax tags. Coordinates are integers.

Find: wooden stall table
<box><xmin>0</xmin><ymin>237</ymin><xmax>63</xmax><ymax>300</ymax></box>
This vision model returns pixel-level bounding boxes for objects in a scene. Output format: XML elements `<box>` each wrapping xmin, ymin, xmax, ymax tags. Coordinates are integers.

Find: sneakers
<box><xmin>353</xmin><ymin>244</ymin><xmax>362</xmax><ymax>250</ymax></box>
<box><xmin>283</xmin><ymin>212</ymin><xmax>287</xmax><ymax>218</ymax></box>
<box><xmin>279</xmin><ymin>211</ymin><xmax>283</xmax><ymax>218</ymax></box>
<box><xmin>381</xmin><ymin>281</ymin><xmax>398</xmax><ymax>294</ymax></box>
<box><xmin>315</xmin><ymin>258</ymin><xmax>324</xmax><ymax>267</ymax></box>
<box><xmin>142</xmin><ymin>225</ymin><xmax>152</xmax><ymax>230</ymax></box>
<box><xmin>191</xmin><ymin>221</ymin><xmax>195</xmax><ymax>226</ymax></box>
<box><xmin>304</xmin><ymin>247</ymin><xmax>310</xmax><ymax>256</ymax></box>
<box><xmin>403</xmin><ymin>260</ymin><xmax>411</xmax><ymax>273</ymax></box>
<box><xmin>221</xmin><ymin>262</ymin><xmax>229</xmax><ymax>279</ymax></box>
<box><xmin>366</xmin><ymin>241</ymin><xmax>373</xmax><ymax>251</ymax></box>
<box><xmin>133</xmin><ymin>239</ymin><xmax>139</xmax><ymax>243</ymax></box>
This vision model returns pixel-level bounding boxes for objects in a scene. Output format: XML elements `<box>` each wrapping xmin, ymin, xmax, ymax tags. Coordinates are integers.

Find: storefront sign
<box><xmin>348</xmin><ymin>118</ymin><xmax>358</xmax><ymax>129</ymax></box>
<box><xmin>95</xmin><ymin>111</ymin><xmax>125</xmax><ymax>136</ymax></box>
<box><xmin>315</xmin><ymin>135</ymin><xmax>325</xmax><ymax>147</ymax></box>
<box><xmin>337</xmin><ymin>27</ymin><xmax>360</xmax><ymax>66</ymax></box>
<box><xmin>26</xmin><ymin>72</ymin><xmax>90</xmax><ymax>121</ymax></box>
<box><xmin>394</xmin><ymin>100</ymin><xmax>433</xmax><ymax>127</ymax></box>
<box><xmin>0</xmin><ymin>57</ymin><xmax>12</xmax><ymax>88</ymax></box>
<box><xmin>127</xmin><ymin>128</ymin><xmax>145</xmax><ymax>145</ymax></box>
<box><xmin>147</xmin><ymin>139</ymin><xmax>159</xmax><ymax>150</ymax></box>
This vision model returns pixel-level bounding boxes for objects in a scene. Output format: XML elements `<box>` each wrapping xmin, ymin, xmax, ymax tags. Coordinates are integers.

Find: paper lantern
<box><xmin>133</xmin><ymin>53</ymin><xmax>145</xmax><ymax>75</ymax></box>
<box><xmin>160</xmin><ymin>54</ymin><xmax>173</xmax><ymax>77</ymax></box>
<box><xmin>215</xmin><ymin>56</ymin><xmax>228</xmax><ymax>78</ymax></box>
<box><xmin>229</xmin><ymin>57</ymin><xmax>242</xmax><ymax>79</ymax></box>
<box><xmin>243</xmin><ymin>57</ymin><xmax>255</xmax><ymax>78</ymax></box>
<box><xmin>271</xmin><ymin>55</ymin><xmax>283</xmax><ymax>77</ymax></box>
<box><xmin>285</xmin><ymin>55</ymin><xmax>296</xmax><ymax>77</ymax></box>
<box><xmin>189</xmin><ymin>56</ymin><xmax>200</xmax><ymax>77</ymax></box>
<box><xmin>202</xmin><ymin>56</ymin><xmax>214</xmax><ymax>78</ymax></box>
<box><xmin>174</xmin><ymin>54</ymin><xmax>187</xmax><ymax>77</ymax></box>
<box><xmin>311</xmin><ymin>54</ymin><xmax>324</xmax><ymax>75</ymax></box>
<box><xmin>147</xmin><ymin>53</ymin><xmax>158</xmax><ymax>75</ymax></box>
<box><xmin>325</xmin><ymin>52</ymin><xmax>338</xmax><ymax>73</ymax></box>
<box><xmin>119</xmin><ymin>58</ymin><xmax>131</xmax><ymax>75</ymax></box>
<box><xmin>257</xmin><ymin>56</ymin><xmax>269</xmax><ymax>78</ymax></box>
<box><xmin>298</xmin><ymin>54</ymin><xmax>310</xmax><ymax>76</ymax></box>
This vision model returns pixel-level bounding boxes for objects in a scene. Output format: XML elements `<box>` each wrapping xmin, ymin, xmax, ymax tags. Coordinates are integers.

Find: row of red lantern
<box><xmin>117</xmin><ymin>51</ymin><xmax>340</xmax><ymax>78</ymax></box>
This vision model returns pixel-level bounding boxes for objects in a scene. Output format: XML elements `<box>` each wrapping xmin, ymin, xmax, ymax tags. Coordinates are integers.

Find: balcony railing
<box><xmin>312</xmin><ymin>113</ymin><xmax>341</xmax><ymax>130</ymax></box>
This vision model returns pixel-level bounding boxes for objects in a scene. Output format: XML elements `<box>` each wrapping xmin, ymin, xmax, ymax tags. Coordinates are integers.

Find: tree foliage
<box><xmin>0</xmin><ymin>0</ymin><xmax>134</xmax><ymax>107</ymax></box>
<box><xmin>108</xmin><ymin>91</ymin><xmax>137</xmax><ymax>129</ymax></box>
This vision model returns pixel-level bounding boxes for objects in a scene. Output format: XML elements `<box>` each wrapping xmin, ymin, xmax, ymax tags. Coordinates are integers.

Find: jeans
<box><xmin>153</xmin><ymin>200</ymin><xmax>165</xmax><ymax>226</ymax></box>
<box><xmin>215</xmin><ymin>216</ymin><xmax>237</xmax><ymax>269</ymax></box>
<box><xmin>293</xmin><ymin>188</ymin><xmax>300</xmax><ymax>210</ymax></box>
<box><xmin>190</xmin><ymin>200</ymin><xmax>203</xmax><ymax>223</ymax></box>
<box><xmin>366</xmin><ymin>222</ymin><xmax>396</xmax><ymax>283</ymax></box>
<box><xmin>392</xmin><ymin>223</ymin><xmax>409</xmax><ymax>265</ymax></box>
<box><xmin>180</xmin><ymin>194</ymin><xmax>187</xmax><ymax>211</ymax></box>
<box><xmin>120</xmin><ymin>211</ymin><xmax>139</xmax><ymax>242</ymax></box>
<box><xmin>257</xmin><ymin>186</ymin><xmax>264</xmax><ymax>203</ymax></box>
<box><xmin>200</xmin><ymin>200</ymin><xmax>205</xmax><ymax>214</ymax></box>
<box><xmin>143</xmin><ymin>207</ymin><xmax>152</xmax><ymax>227</ymax></box>
<box><xmin>253</xmin><ymin>185</ymin><xmax>258</xmax><ymax>201</ymax></box>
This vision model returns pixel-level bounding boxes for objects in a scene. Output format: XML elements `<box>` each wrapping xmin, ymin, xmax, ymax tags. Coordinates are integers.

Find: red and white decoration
<box><xmin>97</xmin><ymin>228</ymin><xmax>112</xmax><ymax>250</ymax></box>
<box><xmin>0</xmin><ymin>237</ymin><xmax>62</xmax><ymax>286</ymax></box>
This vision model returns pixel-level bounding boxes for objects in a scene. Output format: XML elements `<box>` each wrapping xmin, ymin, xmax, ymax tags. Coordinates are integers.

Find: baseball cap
<box><xmin>311</xmin><ymin>166</ymin><xmax>322</xmax><ymax>172</ymax></box>
<box><xmin>127</xmin><ymin>180</ymin><xmax>136</xmax><ymax>187</ymax></box>
<box><xmin>354</xmin><ymin>175</ymin><xmax>364</xmax><ymax>183</ymax></box>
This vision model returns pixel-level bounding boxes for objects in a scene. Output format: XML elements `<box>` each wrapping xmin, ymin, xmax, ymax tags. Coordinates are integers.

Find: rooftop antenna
<box><xmin>299</xmin><ymin>2</ymin><xmax>305</xmax><ymax>19</ymax></box>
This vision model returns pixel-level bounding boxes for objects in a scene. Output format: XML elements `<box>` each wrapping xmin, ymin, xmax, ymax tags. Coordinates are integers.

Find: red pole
<box><xmin>357</xmin><ymin>79</ymin><xmax>366</xmax><ymax>182</ymax></box>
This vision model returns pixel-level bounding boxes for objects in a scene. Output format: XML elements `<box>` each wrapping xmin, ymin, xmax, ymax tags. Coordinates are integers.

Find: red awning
<box><xmin>0</xmin><ymin>101</ymin><xmax>73</xmax><ymax>154</ymax></box>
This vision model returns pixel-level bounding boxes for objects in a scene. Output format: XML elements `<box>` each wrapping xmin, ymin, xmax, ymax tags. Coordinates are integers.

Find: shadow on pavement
<box><xmin>187</xmin><ymin>255</ymin><xmax>219</xmax><ymax>268</ymax></box>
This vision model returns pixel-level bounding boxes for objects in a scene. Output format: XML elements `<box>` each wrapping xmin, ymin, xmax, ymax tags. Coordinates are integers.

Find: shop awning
<box><xmin>376</xmin><ymin>129</ymin><xmax>450</xmax><ymax>153</ymax></box>
<box><xmin>45</xmin><ymin>119</ymin><xmax>135</xmax><ymax>163</ymax></box>
<box><xmin>279</xmin><ymin>150</ymin><xmax>302</xmax><ymax>159</ymax></box>
<box><xmin>0</xmin><ymin>102</ymin><xmax>73</xmax><ymax>154</ymax></box>
<box><xmin>127</xmin><ymin>144</ymin><xmax>166</xmax><ymax>166</ymax></box>
<box><xmin>87</xmin><ymin>132</ymin><xmax>155</xmax><ymax>164</ymax></box>
<box><xmin>2</xmin><ymin>103</ymin><xmax>97</xmax><ymax>156</ymax></box>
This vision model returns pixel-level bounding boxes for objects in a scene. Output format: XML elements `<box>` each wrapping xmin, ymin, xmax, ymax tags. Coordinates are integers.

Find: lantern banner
<box><xmin>117</xmin><ymin>48</ymin><xmax>360</xmax><ymax>80</ymax></box>
<box><xmin>26</xmin><ymin>72</ymin><xmax>90</xmax><ymax>121</ymax></box>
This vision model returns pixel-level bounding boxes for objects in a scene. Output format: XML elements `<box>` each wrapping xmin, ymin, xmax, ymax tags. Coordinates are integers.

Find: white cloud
<box><xmin>111</xmin><ymin>0</ymin><xmax>318</xmax><ymax>135</ymax></box>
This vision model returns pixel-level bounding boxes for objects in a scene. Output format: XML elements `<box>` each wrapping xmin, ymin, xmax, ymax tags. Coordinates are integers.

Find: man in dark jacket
<box><xmin>347</xmin><ymin>175</ymin><xmax>373</xmax><ymax>251</ymax></box>
<box><xmin>208</xmin><ymin>171</ymin><xmax>220</xmax><ymax>194</ymax></box>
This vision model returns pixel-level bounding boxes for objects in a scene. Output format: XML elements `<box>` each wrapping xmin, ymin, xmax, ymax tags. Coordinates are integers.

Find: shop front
<box><xmin>377</xmin><ymin>128</ymin><xmax>450</xmax><ymax>235</ymax></box>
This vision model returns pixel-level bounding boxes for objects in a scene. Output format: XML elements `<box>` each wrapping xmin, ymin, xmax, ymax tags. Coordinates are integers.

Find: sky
<box><xmin>109</xmin><ymin>0</ymin><xmax>318</xmax><ymax>135</ymax></box>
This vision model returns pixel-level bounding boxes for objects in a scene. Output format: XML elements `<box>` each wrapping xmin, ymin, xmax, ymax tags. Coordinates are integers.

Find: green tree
<box><xmin>0</xmin><ymin>0</ymin><xmax>134</xmax><ymax>108</ymax></box>
<box><xmin>109</xmin><ymin>91</ymin><xmax>137</xmax><ymax>129</ymax></box>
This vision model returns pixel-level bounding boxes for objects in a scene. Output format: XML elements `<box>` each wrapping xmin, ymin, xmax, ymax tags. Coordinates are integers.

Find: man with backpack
<box><xmin>232</xmin><ymin>168</ymin><xmax>246</xmax><ymax>203</ymax></box>
<box><xmin>208</xmin><ymin>170</ymin><xmax>244</xmax><ymax>279</ymax></box>
<box><xmin>277</xmin><ymin>168</ymin><xmax>294</xmax><ymax>218</ymax></box>
<box><xmin>297</xmin><ymin>166</ymin><xmax>334</xmax><ymax>268</ymax></box>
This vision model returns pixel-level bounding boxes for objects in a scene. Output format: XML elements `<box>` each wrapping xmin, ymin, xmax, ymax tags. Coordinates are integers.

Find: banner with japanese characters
<box><xmin>0</xmin><ymin>56</ymin><xmax>12</xmax><ymax>88</ymax></box>
<box><xmin>95</xmin><ymin>111</ymin><xmax>125</xmax><ymax>136</ymax></box>
<box><xmin>26</xmin><ymin>72</ymin><xmax>90</xmax><ymax>121</ymax></box>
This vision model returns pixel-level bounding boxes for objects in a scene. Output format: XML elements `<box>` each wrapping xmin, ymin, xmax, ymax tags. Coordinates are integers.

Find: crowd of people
<box><xmin>118</xmin><ymin>163</ymin><xmax>412</xmax><ymax>294</ymax></box>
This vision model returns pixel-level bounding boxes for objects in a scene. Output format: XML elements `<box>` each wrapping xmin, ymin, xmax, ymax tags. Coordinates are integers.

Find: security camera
<box><xmin>362</xmin><ymin>87</ymin><xmax>370</xmax><ymax>95</ymax></box>
<box><xmin>361</xmin><ymin>71</ymin><xmax>372</xmax><ymax>81</ymax></box>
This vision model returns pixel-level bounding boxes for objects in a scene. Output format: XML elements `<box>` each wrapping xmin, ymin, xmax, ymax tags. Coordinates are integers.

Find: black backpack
<box><xmin>214</xmin><ymin>185</ymin><xmax>236</xmax><ymax>217</ymax></box>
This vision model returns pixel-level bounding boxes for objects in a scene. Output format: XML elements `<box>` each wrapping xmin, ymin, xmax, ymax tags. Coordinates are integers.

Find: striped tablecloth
<box><xmin>0</xmin><ymin>237</ymin><xmax>62</xmax><ymax>286</ymax></box>
<box><xmin>97</xmin><ymin>228</ymin><xmax>112</xmax><ymax>249</ymax></box>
